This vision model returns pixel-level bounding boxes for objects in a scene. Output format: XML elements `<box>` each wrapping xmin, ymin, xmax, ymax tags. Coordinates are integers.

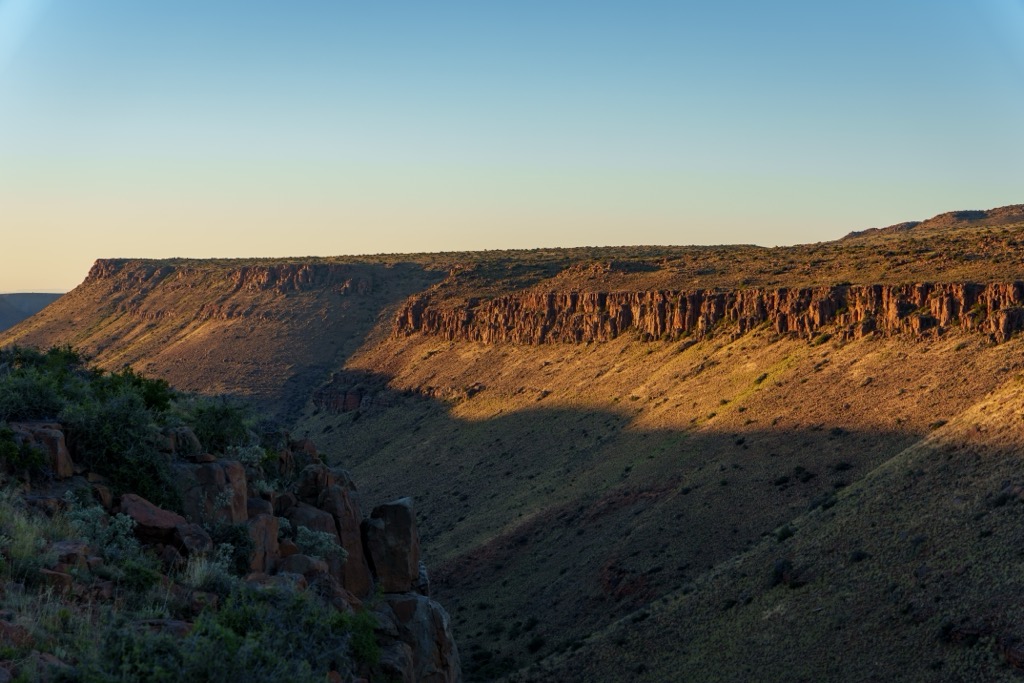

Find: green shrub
<box><xmin>182</xmin><ymin>397</ymin><xmax>254</xmax><ymax>454</ymax></box>
<box><xmin>0</xmin><ymin>425</ymin><xmax>47</xmax><ymax>474</ymax></box>
<box><xmin>296</xmin><ymin>526</ymin><xmax>347</xmax><ymax>562</ymax></box>
<box><xmin>209</xmin><ymin>523</ymin><xmax>256</xmax><ymax>577</ymax></box>
<box><xmin>0</xmin><ymin>346</ymin><xmax>183</xmax><ymax>507</ymax></box>
<box><xmin>342</xmin><ymin>608</ymin><xmax>381</xmax><ymax>665</ymax></box>
<box><xmin>66</xmin><ymin>494</ymin><xmax>141</xmax><ymax>562</ymax></box>
<box><xmin>0</xmin><ymin>367</ymin><xmax>64</xmax><ymax>421</ymax></box>
<box><xmin>60</xmin><ymin>391</ymin><xmax>177</xmax><ymax>508</ymax></box>
<box><xmin>78</xmin><ymin>585</ymin><xmax>359</xmax><ymax>682</ymax></box>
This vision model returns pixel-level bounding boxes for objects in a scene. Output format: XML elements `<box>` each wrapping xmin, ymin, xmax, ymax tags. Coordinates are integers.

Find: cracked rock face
<box><xmin>395</xmin><ymin>282</ymin><xmax>1024</xmax><ymax>345</ymax></box>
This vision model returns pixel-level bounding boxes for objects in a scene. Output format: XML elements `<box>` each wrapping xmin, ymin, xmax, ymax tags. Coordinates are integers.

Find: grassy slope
<box><xmin>298</xmin><ymin>326</ymin><xmax>1024</xmax><ymax>679</ymax></box>
<box><xmin>525</xmin><ymin>374</ymin><xmax>1024</xmax><ymax>682</ymax></box>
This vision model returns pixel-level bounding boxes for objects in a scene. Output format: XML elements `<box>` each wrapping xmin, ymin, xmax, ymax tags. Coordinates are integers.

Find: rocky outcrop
<box><xmin>0</xmin><ymin>428</ymin><xmax>456</xmax><ymax>683</ymax></box>
<box><xmin>8</xmin><ymin>422</ymin><xmax>74</xmax><ymax>479</ymax></box>
<box><xmin>380</xmin><ymin>593</ymin><xmax>461</xmax><ymax>683</ymax></box>
<box><xmin>273</xmin><ymin>477</ymin><xmax>459</xmax><ymax>681</ymax></box>
<box><xmin>171</xmin><ymin>460</ymin><xmax>248</xmax><ymax>524</ymax></box>
<box><xmin>362</xmin><ymin>498</ymin><xmax>421</xmax><ymax>594</ymax></box>
<box><xmin>118</xmin><ymin>494</ymin><xmax>187</xmax><ymax>544</ymax></box>
<box><xmin>394</xmin><ymin>282</ymin><xmax>1024</xmax><ymax>344</ymax></box>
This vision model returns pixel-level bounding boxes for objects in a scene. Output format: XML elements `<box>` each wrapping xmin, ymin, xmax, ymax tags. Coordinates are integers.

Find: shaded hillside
<box><xmin>0</xmin><ymin>293</ymin><xmax>62</xmax><ymax>332</ymax></box>
<box><xmin>523</xmin><ymin>374</ymin><xmax>1024</xmax><ymax>682</ymax></box>
<box><xmin>301</xmin><ymin>324</ymin><xmax>1024</xmax><ymax>680</ymax></box>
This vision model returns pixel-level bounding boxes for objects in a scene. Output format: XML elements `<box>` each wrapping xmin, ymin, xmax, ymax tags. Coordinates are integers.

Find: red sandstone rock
<box><xmin>119</xmin><ymin>494</ymin><xmax>186</xmax><ymax>543</ymax></box>
<box><xmin>394</xmin><ymin>282</ymin><xmax>1024</xmax><ymax>345</ymax></box>
<box><xmin>296</xmin><ymin>464</ymin><xmax>334</xmax><ymax>504</ymax></box>
<box><xmin>318</xmin><ymin>484</ymin><xmax>373</xmax><ymax>597</ymax></box>
<box><xmin>171</xmin><ymin>460</ymin><xmax>248</xmax><ymax>524</ymax></box>
<box><xmin>247</xmin><ymin>513</ymin><xmax>279</xmax><ymax>574</ymax></box>
<box><xmin>0</xmin><ymin>621</ymin><xmax>33</xmax><ymax>649</ymax></box>
<box><xmin>362</xmin><ymin>497</ymin><xmax>421</xmax><ymax>593</ymax></box>
<box><xmin>278</xmin><ymin>553</ymin><xmax>329</xmax><ymax>580</ymax></box>
<box><xmin>382</xmin><ymin>593</ymin><xmax>461</xmax><ymax>683</ymax></box>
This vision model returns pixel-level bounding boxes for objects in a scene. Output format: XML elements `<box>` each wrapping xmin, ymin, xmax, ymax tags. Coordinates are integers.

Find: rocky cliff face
<box><xmin>84</xmin><ymin>259</ymin><xmax>378</xmax><ymax>321</ymax></box>
<box><xmin>4</xmin><ymin>423</ymin><xmax>461</xmax><ymax>683</ymax></box>
<box><xmin>394</xmin><ymin>282</ymin><xmax>1024</xmax><ymax>344</ymax></box>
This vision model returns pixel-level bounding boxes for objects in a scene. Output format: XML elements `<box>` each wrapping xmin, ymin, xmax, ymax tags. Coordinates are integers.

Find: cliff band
<box><xmin>394</xmin><ymin>282</ymin><xmax>1024</xmax><ymax>344</ymax></box>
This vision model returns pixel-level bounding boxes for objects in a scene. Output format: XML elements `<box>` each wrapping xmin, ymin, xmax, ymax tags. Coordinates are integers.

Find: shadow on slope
<box><xmin>520</xmin><ymin>377</ymin><xmax>1024</xmax><ymax>683</ymax></box>
<box><xmin>301</xmin><ymin>368</ymin><xmax>934</xmax><ymax>681</ymax></box>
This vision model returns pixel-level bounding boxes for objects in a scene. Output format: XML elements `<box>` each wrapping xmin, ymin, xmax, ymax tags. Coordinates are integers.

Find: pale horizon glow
<box><xmin>1</xmin><ymin>1</ymin><xmax>1023</xmax><ymax>292</ymax></box>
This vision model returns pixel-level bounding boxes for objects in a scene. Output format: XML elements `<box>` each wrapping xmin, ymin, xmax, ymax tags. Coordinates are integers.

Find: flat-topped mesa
<box><xmin>85</xmin><ymin>259</ymin><xmax>375</xmax><ymax>296</ymax></box>
<box><xmin>394</xmin><ymin>282</ymin><xmax>1024</xmax><ymax>344</ymax></box>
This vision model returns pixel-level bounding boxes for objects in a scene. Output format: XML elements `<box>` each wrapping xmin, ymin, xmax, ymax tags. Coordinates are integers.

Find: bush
<box><xmin>66</xmin><ymin>494</ymin><xmax>141</xmax><ymax>562</ymax></box>
<box><xmin>78</xmin><ymin>585</ymin><xmax>361</xmax><ymax>682</ymax></box>
<box><xmin>60</xmin><ymin>391</ymin><xmax>177</xmax><ymax>508</ymax></box>
<box><xmin>296</xmin><ymin>526</ymin><xmax>347</xmax><ymax>562</ymax></box>
<box><xmin>0</xmin><ymin>425</ymin><xmax>47</xmax><ymax>474</ymax></box>
<box><xmin>0</xmin><ymin>367</ymin><xmax>64</xmax><ymax>421</ymax></box>
<box><xmin>181</xmin><ymin>397</ymin><xmax>254</xmax><ymax>454</ymax></box>
<box><xmin>209</xmin><ymin>523</ymin><xmax>256</xmax><ymax>577</ymax></box>
<box><xmin>0</xmin><ymin>347</ymin><xmax>182</xmax><ymax>507</ymax></box>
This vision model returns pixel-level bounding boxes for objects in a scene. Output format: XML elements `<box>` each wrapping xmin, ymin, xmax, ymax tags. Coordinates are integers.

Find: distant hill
<box><xmin>0</xmin><ymin>293</ymin><xmax>62</xmax><ymax>332</ymax></box>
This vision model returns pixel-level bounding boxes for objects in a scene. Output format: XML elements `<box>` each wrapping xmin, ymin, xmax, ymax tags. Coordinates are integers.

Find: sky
<box><xmin>1</xmin><ymin>0</ymin><xmax>1023</xmax><ymax>292</ymax></box>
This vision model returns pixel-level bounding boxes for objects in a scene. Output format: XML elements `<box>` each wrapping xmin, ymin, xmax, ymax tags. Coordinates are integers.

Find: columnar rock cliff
<box><xmin>394</xmin><ymin>282</ymin><xmax>1024</xmax><ymax>344</ymax></box>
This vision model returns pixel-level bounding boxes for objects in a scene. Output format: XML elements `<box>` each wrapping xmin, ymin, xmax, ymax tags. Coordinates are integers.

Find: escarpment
<box><xmin>394</xmin><ymin>282</ymin><xmax>1024</xmax><ymax>344</ymax></box>
<box><xmin>84</xmin><ymin>259</ymin><xmax>381</xmax><ymax>320</ymax></box>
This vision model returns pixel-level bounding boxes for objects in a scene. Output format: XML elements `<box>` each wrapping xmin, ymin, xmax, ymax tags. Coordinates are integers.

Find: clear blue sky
<box><xmin>1</xmin><ymin>0</ymin><xmax>1023</xmax><ymax>291</ymax></box>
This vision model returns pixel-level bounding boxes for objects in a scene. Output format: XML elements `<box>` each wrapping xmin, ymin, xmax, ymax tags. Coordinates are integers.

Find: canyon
<box><xmin>5</xmin><ymin>205</ymin><xmax>1024</xmax><ymax>680</ymax></box>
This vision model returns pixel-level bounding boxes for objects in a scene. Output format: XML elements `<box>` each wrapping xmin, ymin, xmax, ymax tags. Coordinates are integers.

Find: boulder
<box><xmin>8</xmin><ymin>422</ymin><xmax>73</xmax><ymax>479</ymax></box>
<box><xmin>278</xmin><ymin>553</ymin><xmax>329</xmax><ymax>580</ymax></box>
<box><xmin>279</xmin><ymin>539</ymin><xmax>300</xmax><ymax>558</ymax></box>
<box><xmin>296</xmin><ymin>464</ymin><xmax>335</xmax><ymax>503</ymax></box>
<box><xmin>287</xmin><ymin>503</ymin><xmax>339</xmax><ymax>541</ymax></box>
<box><xmin>376</xmin><ymin>641</ymin><xmax>416</xmax><ymax>683</ymax></box>
<box><xmin>119</xmin><ymin>494</ymin><xmax>186</xmax><ymax>544</ymax></box>
<box><xmin>247</xmin><ymin>497</ymin><xmax>274</xmax><ymax>519</ymax></box>
<box><xmin>159</xmin><ymin>426</ymin><xmax>203</xmax><ymax>458</ymax></box>
<box><xmin>362</xmin><ymin>498</ymin><xmax>420</xmax><ymax>593</ymax></box>
<box><xmin>318</xmin><ymin>484</ymin><xmax>372</xmax><ymax>597</ymax></box>
<box><xmin>171</xmin><ymin>460</ymin><xmax>247</xmax><ymax>524</ymax></box>
<box><xmin>382</xmin><ymin>593</ymin><xmax>461</xmax><ymax>683</ymax></box>
<box><xmin>274</xmin><ymin>491</ymin><xmax>298</xmax><ymax>516</ymax></box>
<box><xmin>247</xmin><ymin>513</ymin><xmax>279</xmax><ymax>574</ymax></box>
<box><xmin>173</xmin><ymin>523</ymin><xmax>213</xmax><ymax>556</ymax></box>
<box><xmin>0</xmin><ymin>620</ymin><xmax>33</xmax><ymax>649</ymax></box>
